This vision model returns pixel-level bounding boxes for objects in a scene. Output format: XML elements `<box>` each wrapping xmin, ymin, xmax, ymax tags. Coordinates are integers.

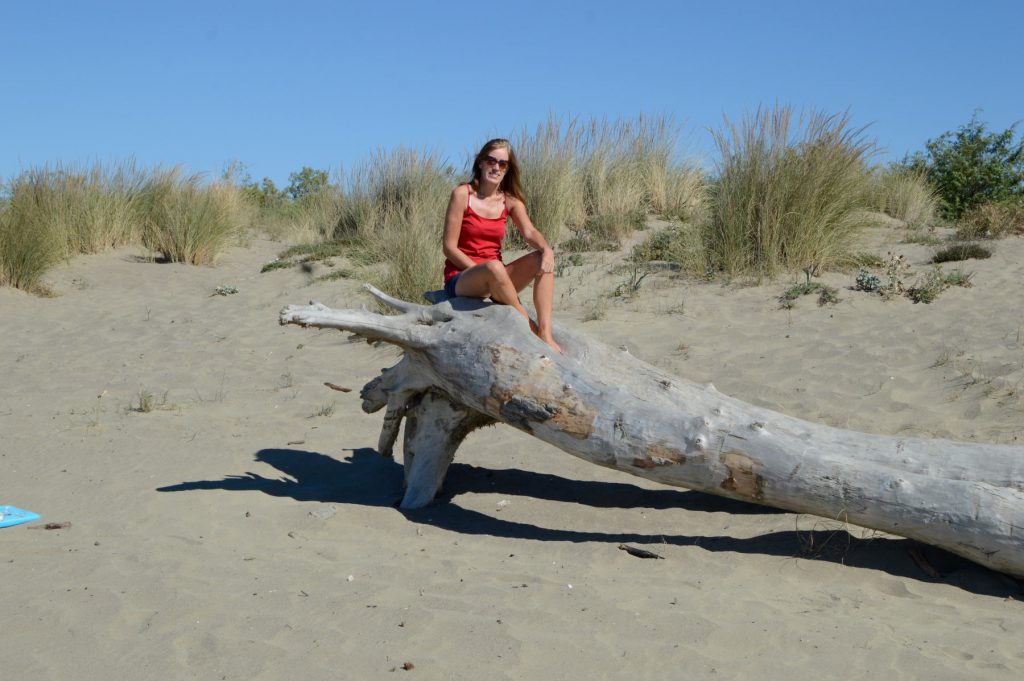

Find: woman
<box><xmin>442</xmin><ymin>138</ymin><xmax>562</xmax><ymax>353</ymax></box>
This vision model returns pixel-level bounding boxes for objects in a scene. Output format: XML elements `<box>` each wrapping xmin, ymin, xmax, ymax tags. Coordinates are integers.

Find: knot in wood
<box><xmin>500</xmin><ymin>396</ymin><xmax>557</xmax><ymax>427</ymax></box>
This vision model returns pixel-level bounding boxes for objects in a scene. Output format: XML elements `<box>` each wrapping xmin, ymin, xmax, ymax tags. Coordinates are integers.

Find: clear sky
<box><xmin>2</xmin><ymin>0</ymin><xmax>1022</xmax><ymax>186</ymax></box>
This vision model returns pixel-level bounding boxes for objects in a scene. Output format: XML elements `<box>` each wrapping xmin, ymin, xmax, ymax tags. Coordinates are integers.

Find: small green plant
<box><xmin>880</xmin><ymin>252</ymin><xmax>910</xmax><ymax>299</ymax></box>
<box><xmin>561</xmin><ymin>227</ymin><xmax>621</xmax><ymax>253</ymax></box>
<box><xmin>213</xmin><ymin>284</ymin><xmax>238</xmax><ymax>296</ymax></box>
<box><xmin>854</xmin><ymin>267</ymin><xmax>881</xmax><ymax>292</ymax></box>
<box><xmin>261</xmin><ymin>259</ymin><xmax>291</xmax><ymax>272</ymax></box>
<box><xmin>312</xmin><ymin>268</ymin><xmax>354</xmax><ymax>283</ymax></box>
<box><xmin>943</xmin><ymin>268</ymin><xmax>974</xmax><ymax>288</ymax></box>
<box><xmin>261</xmin><ymin>242</ymin><xmax>348</xmax><ymax>272</ymax></box>
<box><xmin>901</xmin><ymin>230</ymin><xmax>942</xmax><ymax>246</ymax></box>
<box><xmin>129</xmin><ymin>388</ymin><xmax>170</xmax><ymax>413</ymax></box>
<box><xmin>554</xmin><ymin>252</ymin><xmax>585</xmax><ymax>277</ymax></box>
<box><xmin>932</xmin><ymin>243</ymin><xmax>991</xmax><ymax>263</ymax></box>
<box><xmin>581</xmin><ymin>302</ymin><xmax>606</xmax><ymax>321</ymax></box>
<box><xmin>611</xmin><ymin>264</ymin><xmax>650</xmax><ymax>299</ymax></box>
<box><xmin>906</xmin><ymin>265</ymin><xmax>948</xmax><ymax>304</ymax></box>
<box><xmin>312</xmin><ymin>401</ymin><xmax>336</xmax><ymax>418</ymax></box>
<box><xmin>779</xmin><ymin>282</ymin><xmax>839</xmax><ymax>308</ymax></box>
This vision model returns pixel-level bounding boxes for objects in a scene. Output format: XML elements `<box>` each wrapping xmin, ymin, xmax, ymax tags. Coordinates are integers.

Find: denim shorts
<box><xmin>443</xmin><ymin>272</ymin><xmax>461</xmax><ymax>298</ymax></box>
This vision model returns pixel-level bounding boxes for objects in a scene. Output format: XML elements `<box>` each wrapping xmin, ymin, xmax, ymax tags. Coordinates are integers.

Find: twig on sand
<box><xmin>618</xmin><ymin>544</ymin><xmax>664</xmax><ymax>559</ymax></box>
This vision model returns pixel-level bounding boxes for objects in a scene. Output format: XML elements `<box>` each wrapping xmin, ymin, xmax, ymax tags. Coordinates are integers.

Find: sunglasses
<box><xmin>484</xmin><ymin>156</ymin><xmax>510</xmax><ymax>171</ymax></box>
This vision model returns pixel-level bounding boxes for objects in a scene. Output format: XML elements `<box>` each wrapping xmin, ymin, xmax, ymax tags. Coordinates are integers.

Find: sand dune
<box><xmin>2</xmin><ymin>227</ymin><xmax>1022</xmax><ymax>680</ymax></box>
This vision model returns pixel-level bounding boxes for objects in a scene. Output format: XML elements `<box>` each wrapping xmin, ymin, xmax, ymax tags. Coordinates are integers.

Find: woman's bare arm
<box><xmin>441</xmin><ymin>185</ymin><xmax>477</xmax><ymax>271</ymax></box>
<box><xmin>508</xmin><ymin>197</ymin><xmax>554</xmax><ymax>273</ymax></box>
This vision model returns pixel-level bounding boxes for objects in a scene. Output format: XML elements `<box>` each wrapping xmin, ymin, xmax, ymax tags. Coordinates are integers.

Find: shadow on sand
<box><xmin>157</xmin><ymin>446</ymin><xmax>1022</xmax><ymax>598</ymax></box>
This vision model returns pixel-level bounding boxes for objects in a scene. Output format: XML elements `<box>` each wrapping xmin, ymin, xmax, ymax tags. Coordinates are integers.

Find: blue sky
<box><xmin>2</xmin><ymin>0</ymin><xmax>1022</xmax><ymax>186</ymax></box>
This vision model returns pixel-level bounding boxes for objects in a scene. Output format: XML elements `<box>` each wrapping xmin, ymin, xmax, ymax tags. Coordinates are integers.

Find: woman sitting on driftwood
<box><xmin>441</xmin><ymin>138</ymin><xmax>562</xmax><ymax>353</ymax></box>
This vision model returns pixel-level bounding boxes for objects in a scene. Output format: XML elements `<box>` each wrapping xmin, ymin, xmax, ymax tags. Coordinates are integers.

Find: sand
<box><xmin>2</xmin><ymin>224</ymin><xmax>1023</xmax><ymax>680</ymax></box>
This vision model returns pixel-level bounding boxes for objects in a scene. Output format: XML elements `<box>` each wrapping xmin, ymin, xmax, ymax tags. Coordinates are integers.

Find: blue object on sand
<box><xmin>0</xmin><ymin>506</ymin><xmax>41</xmax><ymax>529</ymax></box>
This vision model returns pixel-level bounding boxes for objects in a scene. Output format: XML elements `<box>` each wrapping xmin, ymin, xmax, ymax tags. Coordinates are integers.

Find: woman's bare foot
<box><xmin>525</xmin><ymin>318</ymin><xmax>561</xmax><ymax>353</ymax></box>
<box><xmin>538</xmin><ymin>332</ymin><xmax>563</xmax><ymax>354</ymax></box>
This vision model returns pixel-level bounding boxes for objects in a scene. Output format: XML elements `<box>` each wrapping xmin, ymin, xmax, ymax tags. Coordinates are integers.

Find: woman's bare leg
<box><xmin>454</xmin><ymin>260</ymin><xmax>532</xmax><ymax>320</ymax></box>
<box><xmin>455</xmin><ymin>256</ymin><xmax>561</xmax><ymax>353</ymax></box>
<box><xmin>506</xmin><ymin>252</ymin><xmax>561</xmax><ymax>353</ymax></box>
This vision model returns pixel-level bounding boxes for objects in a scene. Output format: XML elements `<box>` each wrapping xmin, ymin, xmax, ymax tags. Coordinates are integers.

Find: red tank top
<box><xmin>443</xmin><ymin>185</ymin><xmax>508</xmax><ymax>282</ymax></box>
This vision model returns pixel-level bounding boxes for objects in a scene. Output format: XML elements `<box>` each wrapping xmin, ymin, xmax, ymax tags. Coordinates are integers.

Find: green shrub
<box><xmin>285</xmin><ymin>167</ymin><xmax>330</xmax><ymax>200</ymax></box>
<box><xmin>903</xmin><ymin>113</ymin><xmax>1024</xmax><ymax>219</ymax></box>
<box><xmin>955</xmin><ymin>199</ymin><xmax>1024</xmax><ymax>239</ymax></box>
<box><xmin>707</xmin><ymin>105</ymin><xmax>876</xmax><ymax>278</ymax></box>
<box><xmin>630</xmin><ymin>222</ymin><xmax>705</xmax><ymax>271</ymax></box>
<box><xmin>932</xmin><ymin>243</ymin><xmax>991</xmax><ymax>263</ymax></box>
<box><xmin>241</xmin><ymin>176</ymin><xmax>285</xmax><ymax>209</ymax></box>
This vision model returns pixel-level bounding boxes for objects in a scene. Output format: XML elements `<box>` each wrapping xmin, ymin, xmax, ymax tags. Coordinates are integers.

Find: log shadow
<box><xmin>156</xmin><ymin>447</ymin><xmax>1022</xmax><ymax>598</ymax></box>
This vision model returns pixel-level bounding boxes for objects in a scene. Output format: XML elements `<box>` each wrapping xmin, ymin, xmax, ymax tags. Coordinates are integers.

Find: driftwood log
<box><xmin>280</xmin><ymin>285</ymin><xmax>1024</xmax><ymax>578</ymax></box>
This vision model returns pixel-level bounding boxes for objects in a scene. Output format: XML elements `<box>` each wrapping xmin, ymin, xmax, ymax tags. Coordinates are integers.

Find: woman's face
<box><xmin>479</xmin><ymin>146</ymin><xmax>510</xmax><ymax>185</ymax></box>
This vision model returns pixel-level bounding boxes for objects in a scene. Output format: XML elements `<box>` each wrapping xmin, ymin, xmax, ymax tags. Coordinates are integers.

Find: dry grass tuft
<box><xmin>706</xmin><ymin>104</ymin><xmax>877</xmax><ymax>278</ymax></box>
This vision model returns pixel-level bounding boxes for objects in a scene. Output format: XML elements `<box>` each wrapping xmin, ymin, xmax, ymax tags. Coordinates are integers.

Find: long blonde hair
<box><xmin>469</xmin><ymin>138</ymin><xmax>525</xmax><ymax>203</ymax></box>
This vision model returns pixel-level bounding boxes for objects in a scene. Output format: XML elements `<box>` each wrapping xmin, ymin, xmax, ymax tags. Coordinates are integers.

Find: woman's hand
<box><xmin>540</xmin><ymin>247</ymin><xmax>555</xmax><ymax>275</ymax></box>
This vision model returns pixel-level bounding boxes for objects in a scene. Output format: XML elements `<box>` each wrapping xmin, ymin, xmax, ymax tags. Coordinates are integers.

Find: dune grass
<box><xmin>5</xmin><ymin>109</ymin><xmax>896</xmax><ymax>297</ymax></box>
<box><xmin>0</xmin><ymin>192</ymin><xmax>63</xmax><ymax>292</ymax></box>
<box><xmin>254</xmin><ymin>189</ymin><xmax>345</xmax><ymax>244</ymax></box>
<box><xmin>511</xmin><ymin>115</ymin><xmax>584</xmax><ymax>248</ymax></box>
<box><xmin>0</xmin><ymin>162</ymin><xmax>252</xmax><ymax>291</ymax></box>
<box><xmin>0</xmin><ymin>161</ymin><xmax>152</xmax><ymax>291</ymax></box>
<box><xmin>509</xmin><ymin>114</ymin><xmax>705</xmax><ymax>254</ymax></box>
<box><xmin>335</xmin><ymin>147</ymin><xmax>452</xmax><ymax>301</ymax></box>
<box><xmin>866</xmin><ymin>167</ymin><xmax>938</xmax><ymax>229</ymax></box>
<box><xmin>706</xmin><ymin>105</ymin><xmax>876</xmax><ymax>278</ymax></box>
<box><xmin>140</xmin><ymin>169</ymin><xmax>249</xmax><ymax>265</ymax></box>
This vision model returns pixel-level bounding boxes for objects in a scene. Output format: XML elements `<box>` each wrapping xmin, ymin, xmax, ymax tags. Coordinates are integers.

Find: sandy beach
<box><xmin>2</xmin><ymin>225</ymin><xmax>1023</xmax><ymax>680</ymax></box>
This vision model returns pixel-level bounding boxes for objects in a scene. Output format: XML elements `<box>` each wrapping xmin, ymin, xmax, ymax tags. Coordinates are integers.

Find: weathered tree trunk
<box><xmin>280</xmin><ymin>286</ymin><xmax>1024</xmax><ymax>578</ymax></box>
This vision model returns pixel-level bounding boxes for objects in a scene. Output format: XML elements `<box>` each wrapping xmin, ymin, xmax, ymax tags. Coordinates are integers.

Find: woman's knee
<box><xmin>484</xmin><ymin>259</ymin><xmax>512</xmax><ymax>283</ymax></box>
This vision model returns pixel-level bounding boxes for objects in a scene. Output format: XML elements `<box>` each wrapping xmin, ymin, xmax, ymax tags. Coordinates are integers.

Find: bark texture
<box><xmin>280</xmin><ymin>286</ymin><xmax>1024</xmax><ymax>578</ymax></box>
